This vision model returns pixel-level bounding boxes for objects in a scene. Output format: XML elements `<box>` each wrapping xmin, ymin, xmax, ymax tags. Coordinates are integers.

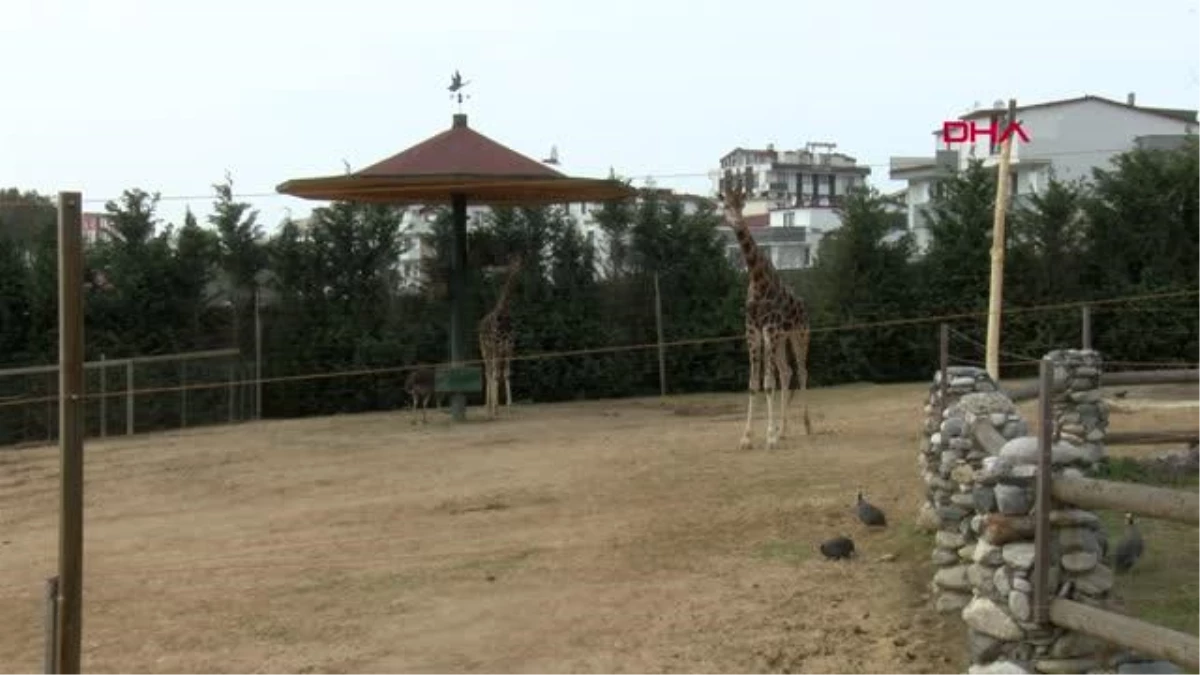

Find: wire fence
<box><xmin>1</xmin><ymin>287</ymin><xmax>1195</xmax><ymax>448</ymax></box>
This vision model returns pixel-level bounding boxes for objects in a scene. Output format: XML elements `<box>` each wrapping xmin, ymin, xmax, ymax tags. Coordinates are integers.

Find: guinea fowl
<box><xmin>820</xmin><ymin>536</ymin><xmax>856</xmax><ymax>560</ymax></box>
<box><xmin>856</xmin><ymin>491</ymin><xmax>887</xmax><ymax>527</ymax></box>
<box><xmin>1113</xmin><ymin>512</ymin><xmax>1144</xmax><ymax>574</ymax></box>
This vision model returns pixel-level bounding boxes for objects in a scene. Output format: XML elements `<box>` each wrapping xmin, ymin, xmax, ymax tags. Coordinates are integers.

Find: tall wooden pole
<box><xmin>985</xmin><ymin>98</ymin><xmax>1018</xmax><ymax>382</ymax></box>
<box><xmin>55</xmin><ymin>191</ymin><xmax>85</xmax><ymax>674</ymax></box>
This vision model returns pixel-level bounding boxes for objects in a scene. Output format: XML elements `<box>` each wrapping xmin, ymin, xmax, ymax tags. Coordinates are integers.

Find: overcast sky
<box><xmin>2</xmin><ymin>0</ymin><xmax>1197</xmax><ymax>232</ymax></box>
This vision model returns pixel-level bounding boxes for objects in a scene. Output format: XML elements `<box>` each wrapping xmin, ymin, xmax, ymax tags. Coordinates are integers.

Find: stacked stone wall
<box><xmin>917</xmin><ymin>350</ymin><xmax>1178</xmax><ymax>673</ymax></box>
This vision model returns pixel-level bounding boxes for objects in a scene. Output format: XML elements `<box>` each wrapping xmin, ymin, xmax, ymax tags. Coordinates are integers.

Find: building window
<box><xmin>1009</xmin><ymin>170</ymin><xmax>1018</xmax><ymax>196</ymax></box>
<box><xmin>783</xmin><ymin>212</ymin><xmax>795</xmax><ymax>227</ymax></box>
<box><xmin>828</xmin><ymin>174</ymin><xmax>836</xmax><ymax>198</ymax></box>
<box><xmin>801</xmin><ymin>248</ymin><xmax>811</xmax><ymax>267</ymax></box>
<box><xmin>797</xmin><ymin>227</ymin><xmax>807</xmax><ymax>243</ymax></box>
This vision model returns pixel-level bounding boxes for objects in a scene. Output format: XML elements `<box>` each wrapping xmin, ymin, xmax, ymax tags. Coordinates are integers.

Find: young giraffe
<box><xmin>721</xmin><ymin>171</ymin><xmax>814</xmax><ymax>449</ymax></box>
<box><xmin>478</xmin><ymin>255</ymin><xmax>524</xmax><ymax>419</ymax></box>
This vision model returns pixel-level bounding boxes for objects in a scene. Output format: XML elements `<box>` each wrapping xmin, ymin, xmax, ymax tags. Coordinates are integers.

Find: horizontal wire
<box><xmin>0</xmin><ymin>145</ymin><xmax>1181</xmax><ymax>209</ymax></box>
<box><xmin>0</xmin><ymin>288</ymin><xmax>1195</xmax><ymax>411</ymax></box>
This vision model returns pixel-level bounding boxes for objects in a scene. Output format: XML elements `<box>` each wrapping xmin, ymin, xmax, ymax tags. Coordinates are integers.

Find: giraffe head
<box><xmin>719</xmin><ymin>169</ymin><xmax>749</xmax><ymax>222</ymax></box>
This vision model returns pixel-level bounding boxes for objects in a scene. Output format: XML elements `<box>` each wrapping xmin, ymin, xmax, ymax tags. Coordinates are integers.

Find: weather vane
<box><xmin>448</xmin><ymin>70</ymin><xmax>472</xmax><ymax>112</ymax></box>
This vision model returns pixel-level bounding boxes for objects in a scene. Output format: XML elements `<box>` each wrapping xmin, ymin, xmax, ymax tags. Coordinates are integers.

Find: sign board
<box><xmin>436</xmin><ymin>365</ymin><xmax>483</xmax><ymax>394</ymax></box>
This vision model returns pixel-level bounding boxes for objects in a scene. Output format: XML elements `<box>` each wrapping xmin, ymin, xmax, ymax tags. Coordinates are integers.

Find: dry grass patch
<box><xmin>0</xmin><ymin>381</ymin><xmax>1002</xmax><ymax>673</ymax></box>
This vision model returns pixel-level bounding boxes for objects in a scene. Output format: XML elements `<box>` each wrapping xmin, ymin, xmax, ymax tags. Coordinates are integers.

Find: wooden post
<box><xmin>938</xmin><ymin>323</ymin><xmax>949</xmax><ymax>416</ymax></box>
<box><xmin>654</xmin><ymin>272</ymin><xmax>667</xmax><ymax>397</ymax></box>
<box><xmin>44</xmin><ymin>576</ymin><xmax>59</xmax><ymax>674</ymax></box>
<box><xmin>254</xmin><ymin>287</ymin><xmax>263</xmax><ymax>420</ymax></box>
<box><xmin>55</xmin><ymin>191</ymin><xmax>85</xmax><ymax>674</ymax></box>
<box><xmin>985</xmin><ymin>98</ymin><xmax>1018</xmax><ymax>382</ymax></box>
<box><xmin>180</xmin><ymin>362</ymin><xmax>187</xmax><ymax>429</ymax></box>
<box><xmin>98</xmin><ymin>355</ymin><xmax>106</xmax><ymax>438</ymax></box>
<box><xmin>1081</xmin><ymin>305</ymin><xmax>1092</xmax><ymax>350</ymax></box>
<box><xmin>1033</xmin><ymin>357</ymin><xmax>1054</xmax><ymax>625</ymax></box>
<box><xmin>124</xmin><ymin>360</ymin><xmax>134</xmax><ymax>436</ymax></box>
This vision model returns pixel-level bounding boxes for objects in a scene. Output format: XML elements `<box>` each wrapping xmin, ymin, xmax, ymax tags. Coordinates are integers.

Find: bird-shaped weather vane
<box><xmin>448</xmin><ymin>69</ymin><xmax>472</xmax><ymax>112</ymax></box>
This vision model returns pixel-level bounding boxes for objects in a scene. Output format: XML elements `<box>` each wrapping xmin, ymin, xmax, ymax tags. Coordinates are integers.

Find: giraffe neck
<box><xmin>496</xmin><ymin>269</ymin><xmax>518</xmax><ymax>311</ymax></box>
<box><xmin>727</xmin><ymin>209</ymin><xmax>773</xmax><ymax>289</ymax></box>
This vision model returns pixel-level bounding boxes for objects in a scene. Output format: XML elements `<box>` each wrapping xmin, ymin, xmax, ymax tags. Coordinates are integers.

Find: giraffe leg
<box><xmin>503</xmin><ymin>354</ymin><xmax>513</xmax><ymax>408</ymax></box>
<box><xmin>421</xmin><ymin>394</ymin><xmax>429</xmax><ymax>424</ymax></box>
<box><xmin>791</xmin><ymin>330</ymin><xmax>813</xmax><ymax>435</ymax></box>
<box><xmin>762</xmin><ymin>330</ymin><xmax>778</xmax><ymax>450</ymax></box>
<box><xmin>410</xmin><ymin>393</ymin><xmax>418</xmax><ymax>425</ymax></box>
<box><xmin>775</xmin><ymin>336</ymin><xmax>793</xmax><ymax>443</ymax></box>
<box><xmin>741</xmin><ymin>326</ymin><xmax>763</xmax><ymax>450</ymax></box>
<box><xmin>489</xmin><ymin>360</ymin><xmax>500</xmax><ymax>420</ymax></box>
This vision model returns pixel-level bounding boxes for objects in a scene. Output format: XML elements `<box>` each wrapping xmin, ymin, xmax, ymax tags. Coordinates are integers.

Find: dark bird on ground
<box><xmin>1113</xmin><ymin>512</ymin><xmax>1144</xmax><ymax>573</ymax></box>
<box><xmin>856</xmin><ymin>490</ymin><xmax>888</xmax><ymax>527</ymax></box>
<box><xmin>820</xmin><ymin>536</ymin><xmax>856</xmax><ymax>560</ymax></box>
<box><xmin>1113</xmin><ymin>390</ymin><xmax>1129</xmax><ymax>399</ymax></box>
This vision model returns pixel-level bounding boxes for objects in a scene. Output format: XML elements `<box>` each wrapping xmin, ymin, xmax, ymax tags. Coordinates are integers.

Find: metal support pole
<box><xmin>1081</xmin><ymin>305</ymin><xmax>1092</xmax><ymax>351</ymax></box>
<box><xmin>254</xmin><ymin>287</ymin><xmax>263</xmax><ymax>421</ymax></box>
<box><xmin>125</xmin><ymin>360</ymin><xmax>133</xmax><ymax>436</ymax></box>
<box><xmin>654</xmin><ymin>272</ymin><xmax>667</xmax><ymax>397</ymax></box>
<box><xmin>227</xmin><ymin>363</ymin><xmax>235</xmax><ymax>423</ymax></box>
<box><xmin>180</xmin><ymin>362</ymin><xmax>187</xmax><ymax>428</ymax></box>
<box><xmin>938</xmin><ymin>323</ymin><xmax>949</xmax><ymax>416</ymax></box>
<box><xmin>98</xmin><ymin>355</ymin><xmax>106</xmax><ymax>438</ymax></box>
<box><xmin>1033</xmin><ymin>357</ymin><xmax>1054</xmax><ymax>625</ymax></box>
<box><xmin>55</xmin><ymin>191</ymin><xmax>85</xmax><ymax>674</ymax></box>
<box><xmin>448</xmin><ymin>193</ymin><xmax>468</xmax><ymax>422</ymax></box>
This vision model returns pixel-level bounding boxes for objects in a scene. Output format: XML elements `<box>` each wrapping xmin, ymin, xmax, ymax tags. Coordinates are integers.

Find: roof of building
<box><xmin>958</xmin><ymin>95</ymin><xmax>1197</xmax><ymax>125</ymax></box>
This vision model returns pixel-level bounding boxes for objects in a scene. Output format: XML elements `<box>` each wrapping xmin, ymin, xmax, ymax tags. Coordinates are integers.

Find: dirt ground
<box><xmin>0</xmin><ymin>383</ymin><xmax>959</xmax><ymax>674</ymax></box>
<box><xmin>2</xmin><ymin>381</ymin><xmax>1190</xmax><ymax>667</ymax></box>
<box><xmin>0</xmin><ymin>380</ymin><xmax>1192</xmax><ymax>673</ymax></box>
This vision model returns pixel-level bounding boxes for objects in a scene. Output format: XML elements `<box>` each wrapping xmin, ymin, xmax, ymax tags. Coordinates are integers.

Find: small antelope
<box><xmin>404</xmin><ymin>368</ymin><xmax>437</xmax><ymax>424</ymax></box>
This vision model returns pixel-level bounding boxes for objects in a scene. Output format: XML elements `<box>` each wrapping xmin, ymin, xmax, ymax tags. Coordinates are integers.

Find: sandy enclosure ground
<box><xmin>0</xmin><ymin>381</ymin><xmax>1193</xmax><ymax>673</ymax></box>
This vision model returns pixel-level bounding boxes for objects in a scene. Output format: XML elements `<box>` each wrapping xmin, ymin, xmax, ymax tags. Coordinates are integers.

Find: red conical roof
<box><xmin>277</xmin><ymin>114</ymin><xmax>634</xmax><ymax>206</ymax></box>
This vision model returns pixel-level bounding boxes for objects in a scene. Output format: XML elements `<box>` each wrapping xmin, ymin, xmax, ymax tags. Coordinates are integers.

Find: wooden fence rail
<box><xmin>1051</xmin><ymin>475</ymin><xmax>1200</xmax><ymax>525</ymax></box>
<box><xmin>1030</xmin><ymin>357</ymin><xmax>1200</xmax><ymax>672</ymax></box>
<box><xmin>1006</xmin><ymin>368</ymin><xmax>1198</xmax><ymax>403</ymax></box>
<box><xmin>1049</xmin><ymin>599</ymin><xmax>1199</xmax><ymax>672</ymax></box>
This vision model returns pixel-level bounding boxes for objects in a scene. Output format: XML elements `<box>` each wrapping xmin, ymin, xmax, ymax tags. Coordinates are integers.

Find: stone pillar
<box><xmin>1046</xmin><ymin>349</ymin><xmax>1108</xmax><ymax>464</ymax></box>
<box><xmin>920</xmin><ymin>366</ymin><xmax>1001</xmax><ymax>530</ymax></box>
<box><xmin>928</xmin><ymin>391</ymin><xmax>1027</xmax><ymax>615</ymax></box>
<box><xmin>963</xmin><ymin>431</ymin><xmax>1117</xmax><ymax>674</ymax></box>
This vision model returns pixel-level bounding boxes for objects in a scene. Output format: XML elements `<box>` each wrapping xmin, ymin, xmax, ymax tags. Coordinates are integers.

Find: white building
<box><xmin>711</xmin><ymin>143</ymin><xmax>871</xmax><ymax>271</ymax></box>
<box><xmin>81</xmin><ymin>212</ymin><xmax>112</xmax><ymax>245</ymax></box>
<box><xmin>712</xmin><ymin>143</ymin><xmax>871</xmax><ymax>216</ymax></box>
<box><xmin>890</xmin><ymin>93</ymin><xmax>1198</xmax><ymax>253</ymax></box>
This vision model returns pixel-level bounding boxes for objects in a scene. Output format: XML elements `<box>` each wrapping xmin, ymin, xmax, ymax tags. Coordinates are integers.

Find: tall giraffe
<box><xmin>478</xmin><ymin>255</ymin><xmax>523</xmax><ymax>419</ymax></box>
<box><xmin>721</xmin><ymin>171</ymin><xmax>813</xmax><ymax>449</ymax></box>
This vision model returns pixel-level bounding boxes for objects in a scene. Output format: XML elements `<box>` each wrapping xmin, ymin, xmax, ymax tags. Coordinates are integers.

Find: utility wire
<box><xmin>0</xmin><ymin>145</ymin><xmax>1180</xmax><ymax>209</ymax></box>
